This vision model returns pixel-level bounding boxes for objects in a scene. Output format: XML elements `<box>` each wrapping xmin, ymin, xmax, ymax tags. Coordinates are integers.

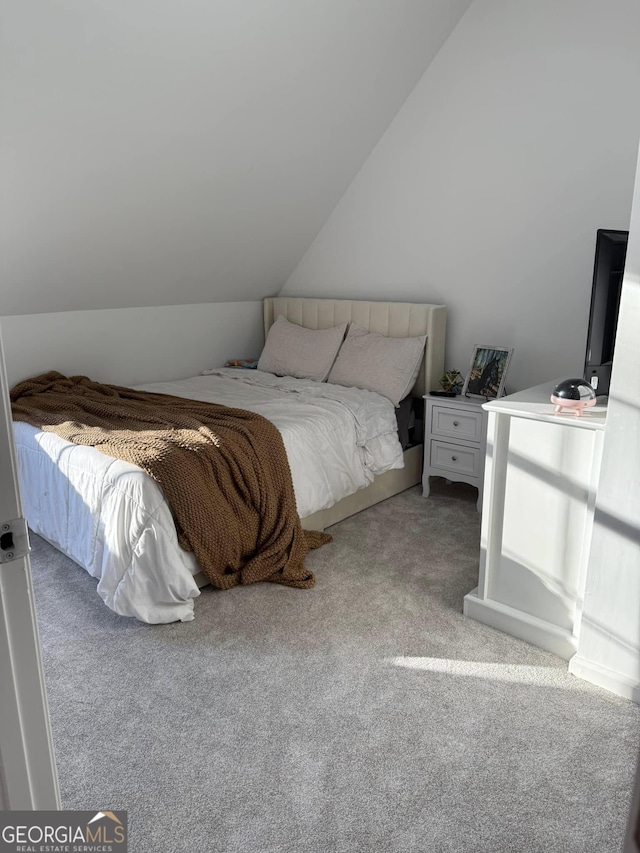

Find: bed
<box><xmin>13</xmin><ymin>297</ymin><xmax>446</xmax><ymax>623</ymax></box>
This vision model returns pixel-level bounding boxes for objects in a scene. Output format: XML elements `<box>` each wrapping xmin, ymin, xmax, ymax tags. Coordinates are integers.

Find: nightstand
<box><xmin>422</xmin><ymin>395</ymin><xmax>488</xmax><ymax>512</ymax></box>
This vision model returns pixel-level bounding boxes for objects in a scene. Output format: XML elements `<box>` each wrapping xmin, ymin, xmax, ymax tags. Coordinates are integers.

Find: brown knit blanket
<box><xmin>11</xmin><ymin>371</ymin><xmax>331</xmax><ymax>590</ymax></box>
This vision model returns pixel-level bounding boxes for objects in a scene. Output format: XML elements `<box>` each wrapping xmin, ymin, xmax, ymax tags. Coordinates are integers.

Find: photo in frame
<box><xmin>462</xmin><ymin>345</ymin><xmax>514</xmax><ymax>399</ymax></box>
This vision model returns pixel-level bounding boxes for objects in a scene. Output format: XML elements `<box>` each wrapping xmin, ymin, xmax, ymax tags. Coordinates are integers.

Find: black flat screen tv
<box><xmin>583</xmin><ymin>228</ymin><xmax>628</xmax><ymax>397</ymax></box>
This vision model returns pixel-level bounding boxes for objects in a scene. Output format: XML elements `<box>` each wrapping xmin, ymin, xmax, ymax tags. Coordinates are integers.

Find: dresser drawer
<box><xmin>429</xmin><ymin>440</ymin><xmax>482</xmax><ymax>478</ymax></box>
<box><xmin>431</xmin><ymin>405</ymin><xmax>483</xmax><ymax>442</ymax></box>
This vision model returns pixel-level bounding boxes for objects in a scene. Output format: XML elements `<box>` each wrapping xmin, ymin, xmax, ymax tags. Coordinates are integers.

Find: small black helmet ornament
<box><xmin>550</xmin><ymin>378</ymin><xmax>597</xmax><ymax>416</ymax></box>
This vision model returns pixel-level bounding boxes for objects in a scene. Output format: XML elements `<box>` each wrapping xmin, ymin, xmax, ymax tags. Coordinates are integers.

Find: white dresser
<box><xmin>463</xmin><ymin>380</ymin><xmax>607</xmax><ymax>659</ymax></box>
<box><xmin>422</xmin><ymin>395</ymin><xmax>488</xmax><ymax>511</ymax></box>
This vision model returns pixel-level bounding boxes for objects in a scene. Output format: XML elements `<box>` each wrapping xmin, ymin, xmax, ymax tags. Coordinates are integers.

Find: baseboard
<box><xmin>568</xmin><ymin>654</ymin><xmax>640</xmax><ymax>703</ymax></box>
<box><xmin>463</xmin><ymin>588</ymin><xmax>578</xmax><ymax>660</ymax></box>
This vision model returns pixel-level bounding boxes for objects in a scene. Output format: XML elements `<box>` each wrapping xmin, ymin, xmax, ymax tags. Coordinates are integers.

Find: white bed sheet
<box><xmin>14</xmin><ymin>369</ymin><xmax>403</xmax><ymax>624</ymax></box>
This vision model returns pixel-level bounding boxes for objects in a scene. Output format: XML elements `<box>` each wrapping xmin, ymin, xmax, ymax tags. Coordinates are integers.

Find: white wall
<box><xmin>0</xmin><ymin>0</ymin><xmax>471</xmax><ymax>316</ymax></box>
<box><xmin>569</xmin><ymin>144</ymin><xmax>640</xmax><ymax>702</ymax></box>
<box><xmin>1</xmin><ymin>301</ymin><xmax>264</xmax><ymax>388</ymax></box>
<box><xmin>282</xmin><ymin>0</ymin><xmax>640</xmax><ymax>392</ymax></box>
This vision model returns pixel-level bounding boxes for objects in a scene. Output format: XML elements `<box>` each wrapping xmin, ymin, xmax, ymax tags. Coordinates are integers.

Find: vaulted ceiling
<box><xmin>0</xmin><ymin>0</ymin><xmax>473</xmax><ymax>315</ymax></box>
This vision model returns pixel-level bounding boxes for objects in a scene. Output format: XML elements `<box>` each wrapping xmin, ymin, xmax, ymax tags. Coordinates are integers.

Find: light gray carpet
<box><xmin>30</xmin><ymin>481</ymin><xmax>639</xmax><ymax>853</ymax></box>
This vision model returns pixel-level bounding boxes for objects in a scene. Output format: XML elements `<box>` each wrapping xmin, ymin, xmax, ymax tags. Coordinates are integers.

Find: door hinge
<box><xmin>0</xmin><ymin>517</ymin><xmax>30</xmax><ymax>563</ymax></box>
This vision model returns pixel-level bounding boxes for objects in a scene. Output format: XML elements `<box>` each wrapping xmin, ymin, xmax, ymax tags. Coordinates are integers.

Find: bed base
<box><xmin>192</xmin><ymin>444</ymin><xmax>422</xmax><ymax>589</ymax></box>
<box><xmin>300</xmin><ymin>443</ymin><xmax>422</xmax><ymax>531</ymax></box>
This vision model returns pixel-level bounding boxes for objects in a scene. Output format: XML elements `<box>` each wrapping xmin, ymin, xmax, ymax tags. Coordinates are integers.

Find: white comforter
<box><xmin>14</xmin><ymin>369</ymin><xmax>403</xmax><ymax>623</ymax></box>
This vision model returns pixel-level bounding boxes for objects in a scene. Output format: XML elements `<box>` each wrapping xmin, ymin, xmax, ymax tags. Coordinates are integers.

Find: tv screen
<box><xmin>584</xmin><ymin>228</ymin><xmax>628</xmax><ymax>396</ymax></box>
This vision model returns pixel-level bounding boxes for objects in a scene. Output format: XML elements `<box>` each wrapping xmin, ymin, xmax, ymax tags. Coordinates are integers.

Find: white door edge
<box><xmin>0</xmin><ymin>329</ymin><xmax>60</xmax><ymax>809</ymax></box>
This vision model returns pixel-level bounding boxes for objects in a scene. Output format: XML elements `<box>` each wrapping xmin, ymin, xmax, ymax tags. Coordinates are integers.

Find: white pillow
<box><xmin>257</xmin><ymin>316</ymin><xmax>348</xmax><ymax>382</ymax></box>
<box><xmin>327</xmin><ymin>323</ymin><xmax>426</xmax><ymax>406</ymax></box>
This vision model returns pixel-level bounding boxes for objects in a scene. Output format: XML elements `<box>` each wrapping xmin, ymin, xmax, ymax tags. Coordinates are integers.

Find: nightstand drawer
<box><xmin>430</xmin><ymin>440</ymin><xmax>481</xmax><ymax>478</ymax></box>
<box><xmin>431</xmin><ymin>405</ymin><xmax>483</xmax><ymax>442</ymax></box>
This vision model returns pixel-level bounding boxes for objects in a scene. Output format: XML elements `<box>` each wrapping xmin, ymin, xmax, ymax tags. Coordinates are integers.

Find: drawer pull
<box><xmin>453</xmin><ymin>420</ymin><xmax>460</xmax><ymax>426</ymax></box>
<box><xmin>451</xmin><ymin>455</ymin><xmax>458</xmax><ymax>462</ymax></box>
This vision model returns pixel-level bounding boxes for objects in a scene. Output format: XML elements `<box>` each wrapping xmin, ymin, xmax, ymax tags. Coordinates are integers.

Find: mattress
<box><xmin>14</xmin><ymin>369</ymin><xmax>403</xmax><ymax>623</ymax></box>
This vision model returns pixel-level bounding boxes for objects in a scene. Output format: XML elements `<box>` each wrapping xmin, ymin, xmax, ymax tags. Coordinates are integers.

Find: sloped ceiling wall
<box><xmin>0</xmin><ymin>0</ymin><xmax>472</xmax><ymax>316</ymax></box>
<box><xmin>281</xmin><ymin>0</ymin><xmax>640</xmax><ymax>391</ymax></box>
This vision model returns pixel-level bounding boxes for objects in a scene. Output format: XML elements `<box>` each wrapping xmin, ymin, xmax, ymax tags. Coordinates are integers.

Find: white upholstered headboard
<box><xmin>263</xmin><ymin>297</ymin><xmax>446</xmax><ymax>397</ymax></box>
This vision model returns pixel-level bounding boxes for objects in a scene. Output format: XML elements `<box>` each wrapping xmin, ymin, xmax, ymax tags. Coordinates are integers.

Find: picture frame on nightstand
<box><xmin>462</xmin><ymin>345</ymin><xmax>513</xmax><ymax>400</ymax></box>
